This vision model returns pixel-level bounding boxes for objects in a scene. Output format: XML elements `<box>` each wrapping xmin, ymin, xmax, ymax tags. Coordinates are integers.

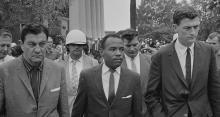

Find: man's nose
<box><xmin>115</xmin><ymin>49</ymin><xmax>123</xmax><ymax>56</ymax></box>
<box><xmin>3</xmin><ymin>46</ymin><xmax>8</xmax><ymax>51</ymax></box>
<box><xmin>34</xmin><ymin>45</ymin><xmax>42</xmax><ymax>53</ymax></box>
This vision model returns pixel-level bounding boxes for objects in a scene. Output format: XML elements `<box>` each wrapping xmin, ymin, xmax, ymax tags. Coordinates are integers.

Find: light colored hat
<box><xmin>66</xmin><ymin>30</ymin><xmax>86</xmax><ymax>45</ymax></box>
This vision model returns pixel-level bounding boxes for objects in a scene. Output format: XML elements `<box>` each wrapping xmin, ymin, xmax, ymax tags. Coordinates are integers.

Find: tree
<box><xmin>136</xmin><ymin>0</ymin><xmax>181</xmax><ymax>43</ymax></box>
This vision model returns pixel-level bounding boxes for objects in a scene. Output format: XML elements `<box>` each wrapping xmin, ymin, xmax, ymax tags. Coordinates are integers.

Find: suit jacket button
<box><xmin>184</xmin><ymin>113</ymin><xmax>188</xmax><ymax>117</ymax></box>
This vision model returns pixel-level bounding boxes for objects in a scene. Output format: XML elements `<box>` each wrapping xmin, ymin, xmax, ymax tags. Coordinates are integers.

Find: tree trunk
<box><xmin>130</xmin><ymin>0</ymin><xmax>136</xmax><ymax>30</ymax></box>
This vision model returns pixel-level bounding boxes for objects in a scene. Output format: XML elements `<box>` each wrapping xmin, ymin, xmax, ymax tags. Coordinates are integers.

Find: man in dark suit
<box><xmin>119</xmin><ymin>29</ymin><xmax>151</xmax><ymax>116</ymax></box>
<box><xmin>145</xmin><ymin>6</ymin><xmax>220</xmax><ymax>117</ymax></box>
<box><xmin>0</xmin><ymin>23</ymin><xmax>69</xmax><ymax>117</ymax></box>
<box><xmin>71</xmin><ymin>34</ymin><xmax>142</xmax><ymax>117</ymax></box>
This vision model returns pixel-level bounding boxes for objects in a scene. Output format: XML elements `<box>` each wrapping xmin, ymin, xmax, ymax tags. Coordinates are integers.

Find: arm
<box><xmin>208</xmin><ymin>47</ymin><xmax>220</xmax><ymax>117</ymax></box>
<box><xmin>58</xmin><ymin>66</ymin><xmax>70</xmax><ymax>117</ymax></box>
<box><xmin>71</xmin><ymin>70</ymin><xmax>87</xmax><ymax>117</ymax></box>
<box><xmin>145</xmin><ymin>53</ymin><xmax>166</xmax><ymax>117</ymax></box>
<box><xmin>133</xmin><ymin>75</ymin><xmax>142</xmax><ymax>117</ymax></box>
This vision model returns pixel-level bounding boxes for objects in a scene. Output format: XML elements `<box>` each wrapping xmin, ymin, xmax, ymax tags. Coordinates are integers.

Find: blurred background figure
<box><xmin>0</xmin><ymin>27</ymin><xmax>14</xmax><ymax>64</ymax></box>
<box><xmin>206</xmin><ymin>32</ymin><xmax>220</xmax><ymax>69</ymax></box>
<box><xmin>45</xmin><ymin>36</ymin><xmax>62</xmax><ymax>61</ymax></box>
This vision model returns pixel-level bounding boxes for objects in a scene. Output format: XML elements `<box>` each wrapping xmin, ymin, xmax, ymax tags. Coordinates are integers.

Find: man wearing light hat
<box><xmin>59</xmin><ymin>29</ymin><xmax>98</xmax><ymax>115</ymax></box>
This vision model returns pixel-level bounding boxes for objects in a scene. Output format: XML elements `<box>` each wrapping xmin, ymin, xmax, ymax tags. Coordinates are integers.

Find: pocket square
<box><xmin>121</xmin><ymin>95</ymin><xmax>132</xmax><ymax>99</ymax></box>
<box><xmin>50</xmin><ymin>87</ymin><xmax>60</xmax><ymax>92</ymax></box>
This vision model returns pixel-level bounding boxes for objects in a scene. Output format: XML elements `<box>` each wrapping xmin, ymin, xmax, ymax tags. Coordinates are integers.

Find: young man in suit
<box><xmin>58</xmin><ymin>30</ymin><xmax>98</xmax><ymax>115</ymax></box>
<box><xmin>71</xmin><ymin>34</ymin><xmax>142</xmax><ymax>117</ymax></box>
<box><xmin>0</xmin><ymin>23</ymin><xmax>69</xmax><ymax>117</ymax></box>
<box><xmin>145</xmin><ymin>6</ymin><xmax>220</xmax><ymax>117</ymax></box>
<box><xmin>119</xmin><ymin>29</ymin><xmax>151</xmax><ymax>117</ymax></box>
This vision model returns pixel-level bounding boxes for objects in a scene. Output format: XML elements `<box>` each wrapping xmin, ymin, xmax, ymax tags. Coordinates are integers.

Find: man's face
<box><xmin>0</xmin><ymin>33</ymin><xmax>12</xmax><ymax>59</ymax></box>
<box><xmin>21</xmin><ymin>32</ymin><xmax>47</xmax><ymax>64</ymax></box>
<box><xmin>101</xmin><ymin>37</ymin><xmax>124</xmax><ymax>69</ymax></box>
<box><xmin>206</xmin><ymin>37</ymin><xmax>220</xmax><ymax>52</ymax></box>
<box><xmin>123</xmin><ymin>36</ymin><xmax>140</xmax><ymax>58</ymax></box>
<box><xmin>174</xmin><ymin>17</ymin><xmax>200</xmax><ymax>47</ymax></box>
<box><xmin>68</xmin><ymin>44</ymin><xmax>84</xmax><ymax>59</ymax></box>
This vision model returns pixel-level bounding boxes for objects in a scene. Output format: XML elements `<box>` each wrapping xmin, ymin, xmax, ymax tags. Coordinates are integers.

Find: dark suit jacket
<box><xmin>145</xmin><ymin>41</ymin><xmax>220</xmax><ymax>117</ymax></box>
<box><xmin>121</xmin><ymin>53</ymin><xmax>151</xmax><ymax>116</ymax></box>
<box><xmin>0</xmin><ymin>57</ymin><xmax>69</xmax><ymax>117</ymax></box>
<box><xmin>71</xmin><ymin>65</ymin><xmax>142</xmax><ymax>117</ymax></box>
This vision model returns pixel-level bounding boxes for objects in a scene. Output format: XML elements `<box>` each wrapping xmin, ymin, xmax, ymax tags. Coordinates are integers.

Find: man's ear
<box><xmin>99</xmin><ymin>48</ymin><xmax>104</xmax><ymax>56</ymax></box>
<box><xmin>173</xmin><ymin>24</ymin><xmax>179</xmax><ymax>33</ymax></box>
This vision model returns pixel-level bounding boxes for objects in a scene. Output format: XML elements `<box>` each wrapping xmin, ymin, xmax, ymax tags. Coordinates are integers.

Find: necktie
<box><xmin>31</xmin><ymin>67</ymin><xmax>39</xmax><ymax>102</ymax></box>
<box><xmin>185</xmin><ymin>48</ymin><xmax>191</xmax><ymax>87</ymax></box>
<box><xmin>131</xmin><ymin>58</ymin><xmax>137</xmax><ymax>73</ymax></box>
<box><xmin>108</xmin><ymin>69</ymin><xmax>115</xmax><ymax>105</ymax></box>
<box><xmin>71</xmin><ymin>60</ymin><xmax>79</xmax><ymax>92</ymax></box>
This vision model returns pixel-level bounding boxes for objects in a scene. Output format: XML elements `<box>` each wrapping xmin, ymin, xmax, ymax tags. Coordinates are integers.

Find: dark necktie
<box><xmin>31</xmin><ymin>67</ymin><xmax>39</xmax><ymax>102</ymax></box>
<box><xmin>186</xmin><ymin>48</ymin><xmax>191</xmax><ymax>87</ymax></box>
<box><xmin>108</xmin><ymin>69</ymin><xmax>115</xmax><ymax>105</ymax></box>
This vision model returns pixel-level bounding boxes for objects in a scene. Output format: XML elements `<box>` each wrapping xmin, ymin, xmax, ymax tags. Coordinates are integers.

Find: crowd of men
<box><xmin>0</xmin><ymin>5</ymin><xmax>220</xmax><ymax>117</ymax></box>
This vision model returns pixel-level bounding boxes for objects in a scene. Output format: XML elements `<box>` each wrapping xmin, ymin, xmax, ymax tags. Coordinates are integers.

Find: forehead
<box><xmin>0</xmin><ymin>34</ymin><xmax>12</xmax><ymax>44</ymax></box>
<box><xmin>178</xmin><ymin>17</ymin><xmax>200</xmax><ymax>27</ymax></box>
<box><xmin>124</xmin><ymin>37</ymin><xmax>139</xmax><ymax>44</ymax></box>
<box><xmin>104</xmin><ymin>37</ymin><xmax>123</xmax><ymax>48</ymax></box>
<box><xmin>24</xmin><ymin>33</ymin><xmax>47</xmax><ymax>43</ymax></box>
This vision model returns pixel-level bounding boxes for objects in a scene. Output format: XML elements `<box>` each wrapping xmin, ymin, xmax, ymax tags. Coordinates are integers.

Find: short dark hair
<box><xmin>118</xmin><ymin>29</ymin><xmax>139</xmax><ymax>42</ymax></box>
<box><xmin>21</xmin><ymin>23</ymin><xmax>49</xmax><ymax>43</ymax></box>
<box><xmin>100</xmin><ymin>33</ymin><xmax>121</xmax><ymax>49</ymax></box>
<box><xmin>173</xmin><ymin>6</ymin><xmax>200</xmax><ymax>25</ymax></box>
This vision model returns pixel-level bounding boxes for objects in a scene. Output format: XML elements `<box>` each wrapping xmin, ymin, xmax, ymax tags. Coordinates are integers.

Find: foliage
<box><xmin>137</xmin><ymin>0</ymin><xmax>220</xmax><ymax>44</ymax></box>
<box><xmin>0</xmin><ymin>0</ymin><xmax>69</xmax><ymax>42</ymax></box>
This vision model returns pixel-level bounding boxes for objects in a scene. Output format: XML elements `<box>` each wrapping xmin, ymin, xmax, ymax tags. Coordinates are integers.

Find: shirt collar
<box><xmin>175</xmin><ymin>38</ymin><xmax>194</xmax><ymax>55</ymax></box>
<box><xmin>68</xmin><ymin>55</ymin><xmax>83</xmax><ymax>63</ymax></box>
<box><xmin>102</xmin><ymin>62</ymin><xmax>121</xmax><ymax>75</ymax></box>
<box><xmin>124</xmin><ymin>53</ymin><xmax>140</xmax><ymax>61</ymax></box>
<box><xmin>22</xmin><ymin>55</ymin><xmax>43</xmax><ymax>72</ymax></box>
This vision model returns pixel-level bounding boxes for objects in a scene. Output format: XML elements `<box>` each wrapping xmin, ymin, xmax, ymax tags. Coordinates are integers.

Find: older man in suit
<box><xmin>145</xmin><ymin>6</ymin><xmax>220</xmax><ymax>117</ymax></box>
<box><xmin>0</xmin><ymin>23</ymin><xmax>69</xmax><ymax>117</ymax></box>
<box><xmin>58</xmin><ymin>30</ymin><xmax>98</xmax><ymax>115</ymax></box>
<box><xmin>71</xmin><ymin>34</ymin><xmax>142</xmax><ymax>117</ymax></box>
<box><xmin>119</xmin><ymin>29</ymin><xmax>151</xmax><ymax>117</ymax></box>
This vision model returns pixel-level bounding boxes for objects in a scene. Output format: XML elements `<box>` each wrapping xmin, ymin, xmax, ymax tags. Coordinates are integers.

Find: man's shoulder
<box><xmin>83</xmin><ymin>54</ymin><xmax>98</xmax><ymax>64</ymax></box>
<box><xmin>0</xmin><ymin>57</ymin><xmax>20</xmax><ymax>70</ymax></box>
<box><xmin>81</xmin><ymin>64</ymin><xmax>100</xmax><ymax>74</ymax></box>
<box><xmin>121</xmin><ymin>67</ymin><xmax>140</xmax><ymax>80</ymax></box>
<box><xmin>44</xmin><ymin>58</ymin><xmax>65</xmax><ymax>70</ymax></box>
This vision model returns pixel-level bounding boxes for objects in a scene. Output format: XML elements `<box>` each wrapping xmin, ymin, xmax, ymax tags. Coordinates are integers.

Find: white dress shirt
<box><xmin>175</xmin><ymin>39</ymin><xmax>194</xmax><ymax>78</ymax></box>
<box><xmin>68</xmin><ymin>55</ymin><xmax>83</xmax><ymax>80</ymax></box>
<box><xmin>124</xmin><ymin>53</ymin><xmax>140</xmax><ymax>74</ymax></box>
<box><xmin>102</xmin><ymin>63</ymin><xmax>121</xmax><ymax>100</ymax></box>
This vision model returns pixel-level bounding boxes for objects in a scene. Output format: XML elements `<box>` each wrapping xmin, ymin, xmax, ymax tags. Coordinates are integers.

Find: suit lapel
<box><xmin>111</xmin><ymin>67</ymin><xmax>126</xmax><ymax>106</ymax></box>
<box><xmin>191</xmin><ymin>42</ymin><xmax>202</xmax><ymax>88</ymax></box>
<box><xmin>139</xmin><ymin>54</ymin><xmax>147</xmax><ymax>88</ymax></box>
<box><xmin>168</xmin><ymin>43</ymin><xmax>189</xmax><ymax>88</ymax></box>
<box><xmin>16</xmin><ymin>57</ymin><xmax>35</xmax><ymax>100</ymax></box>
<box><xmin>39</xmin><ymin>59</ymin><xmax>49</xmax><ymax>98</ymax></box>
<box><xmin>94</xmin><ymin>64</ymin><xmax>109</xmax><ymax>105</ymax></box>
